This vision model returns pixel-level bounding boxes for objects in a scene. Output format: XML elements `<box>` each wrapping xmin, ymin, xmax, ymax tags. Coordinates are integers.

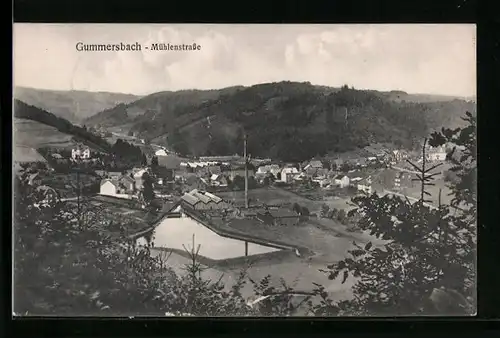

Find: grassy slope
<box><xmin>14</xmin><ymin>99</ymin><xmax>112</xmax><ymax>153</ymax></box>
<box><xmin>14</xmin><ymin>86</ymin><xmax>141</xmax><ymax>123</ymax></box>
<box><xmin>14</xmin><ymin>118</ymin><xmax>75</xmax><ymax>149</ymax></box>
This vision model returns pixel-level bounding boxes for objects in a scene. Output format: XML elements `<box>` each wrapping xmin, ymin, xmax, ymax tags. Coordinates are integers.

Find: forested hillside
<box><xmin>84</xmin><ymin>82</ymin><xmax>476</xmax><ymax>162</ymax></box>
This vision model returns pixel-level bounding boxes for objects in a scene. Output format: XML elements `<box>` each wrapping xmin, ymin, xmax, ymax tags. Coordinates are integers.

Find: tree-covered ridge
<box><xmin>84</xmin><ymin>82</ymin><xmax>476</xmax><ymax>162</ymax></box>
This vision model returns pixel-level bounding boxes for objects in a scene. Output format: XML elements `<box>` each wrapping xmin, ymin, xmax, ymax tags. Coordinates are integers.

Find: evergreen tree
<box><xmin>142</xmin><ymin>172</ymin><xmax>155</xmax><ymax>203</ymax></box>
<box><xmin>151</xmin><ymin>156</ymin><xmax>159</xmax><ymax>168</ymax></box>
<box><xmin>316</xmin><ymin>112</ymin><xmax>477</xmax><ymax>316</ymax></box>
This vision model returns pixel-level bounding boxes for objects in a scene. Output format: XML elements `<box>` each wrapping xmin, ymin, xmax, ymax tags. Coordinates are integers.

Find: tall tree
<box><xmin>142</xmin><ymin>172</ymin><xmax>155</xmax><ymax>203</ymax></box>
<box><xmin>316</xmin><ymin>112</ymin><xmax>477</xmax><ymax>316</ymax></box>
<box><xmin>151</xmin><ymin>156</ymin><xmax>159</xmax><ymax>168</ymax></box>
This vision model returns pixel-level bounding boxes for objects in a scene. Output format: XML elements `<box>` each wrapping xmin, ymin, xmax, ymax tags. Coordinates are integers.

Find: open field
<box><xmin>63</xmin><ymin>196</ymin><xmax>154</xmax><ymax>234</ymax></box>
<box><xmin>41</xmin><ymin>173</ymin><xmax>99</xmax><ymax>198</ymax></box>
<box><xmin>228</xmin><ymin>217</ymin><xmax>385</xmax><ymax>262</ymax></box>
<box><xmin>219</xmin><ymin>187</ymin><xmax>324</xmax><ymax>212</ymax></box>
<box><xmin>398</xmin><ymin>178</ymin><xmax>454</xmax><ymax>206</ymax></box>
<box><xmin>14</xmin><ymin>118</ymin><xmax>75</xmax><ymax>149</ymax></box>
<box><xmin>219</xmin><ymin>186</ymin><xmax>356</xmax><ymax>214</ymax></box>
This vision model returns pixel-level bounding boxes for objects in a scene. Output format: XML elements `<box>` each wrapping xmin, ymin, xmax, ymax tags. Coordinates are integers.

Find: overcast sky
<box><xmin>13</xmin><ymin>24</ymin><xmax>476</xmax><ymax>97</ymax></box>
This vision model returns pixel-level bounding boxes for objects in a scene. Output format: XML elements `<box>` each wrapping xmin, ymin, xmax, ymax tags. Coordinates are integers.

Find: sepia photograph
<box><xmin>13</xmin><ymin>23</ymin><xmax>476</xmax><ymax>317</ymax></box>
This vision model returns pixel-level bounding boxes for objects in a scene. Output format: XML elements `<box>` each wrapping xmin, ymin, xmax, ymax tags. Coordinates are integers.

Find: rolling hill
<box><xmin>14</xmin><ymin>100</ymin><xmax>112</xmax><ymax>153</ymax></box>
<box><xmin>14</xmin><ymin>87</ymin><xmax>141</xmax><ymax>123</ymax></box>
<box><xmin>84</xmin><ymin>82</ymin><xmax>476</xmax><ymax>162</ymax></box>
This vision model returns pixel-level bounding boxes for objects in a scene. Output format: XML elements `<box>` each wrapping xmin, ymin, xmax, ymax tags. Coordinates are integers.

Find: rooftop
<box><xmin>192</xmin><ymin>191</ymin><xmax>211</xmax><ymax>204</ymax></box>
<box><xmin>101</xmin><ymin>178</ymin><xmax>120</xmax><ymax>188</ymax></box>
<box><xmin>183</xmin><ymin>189</ymin><xmax>224</xmax><ymax>205</ymax></box>
<box><xmin>309</xmin><ymin>160</ymin><xmax>324</xmax><ymax>168</ymax></box>
<box><xmin>120</xmin><ymin>175</ymin><xmax>135</xmax><ymax>183</ymax></box>
<box><xmin>181</xmin><ymin>193</ymin><xmax>200</xmax><ymax>205</ymax></box>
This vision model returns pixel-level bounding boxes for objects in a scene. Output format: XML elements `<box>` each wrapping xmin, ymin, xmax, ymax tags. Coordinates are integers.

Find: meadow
<box><xmin>14</xmin><ymin>118</ymin><xmax>75</xmax><ymax>149</ymax></box>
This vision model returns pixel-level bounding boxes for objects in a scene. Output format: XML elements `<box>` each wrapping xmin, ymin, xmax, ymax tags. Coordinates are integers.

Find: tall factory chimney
<box><xmin>244</xmin><ymin>133</ymin><xmax>248</xmax><ymax>209</ymax></box>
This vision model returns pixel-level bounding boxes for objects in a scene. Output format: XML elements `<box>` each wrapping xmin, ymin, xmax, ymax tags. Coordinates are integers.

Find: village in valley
<box><xmin>15</xmin><ymin>122</ymin><xmax>456</xmax><ymax>306</ymax></box>
<box><xmin>13</xmin><ymin>23</ymin><xmax>476</xmax><ymax>317</ymax></box>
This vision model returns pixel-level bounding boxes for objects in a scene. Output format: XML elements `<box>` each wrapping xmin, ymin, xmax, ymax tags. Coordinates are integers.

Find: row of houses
<box><xmin>327</xmin><ymin>169</ymin><xmax>415</xmax><ymax>195</ymax></box>
<box><xmin>180</xmin><ymin>189</ymin><xmax>229</xmax><ymax>210</ymax></box>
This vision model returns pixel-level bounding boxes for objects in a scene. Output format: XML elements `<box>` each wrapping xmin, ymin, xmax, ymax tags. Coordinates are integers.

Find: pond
<box><xmin>139</xmin><ymin>213</ymin><xmax>281</xmax><ymax>260</ymax></box>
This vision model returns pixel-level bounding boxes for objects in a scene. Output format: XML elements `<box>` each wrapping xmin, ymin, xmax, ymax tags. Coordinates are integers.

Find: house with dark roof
<box><xmin>119</xmin><ymin>174</ymin><xmax>136</xmax><ymax>193</ymax></box>
<box><xmin>95</xmin><ymin>170</ymin><xmax>107</xmax><ymax>178</ymax></box>
<box><xmin>305</xmin><ymin>160</ymin><xmax>324</xmax><ymax>170</ymax></box>
<box><xmin>108</xmin><ymin>171</ymin><xmax>122</xmax><ymax>180</ymax></box>
<box><xmin>210</xmin><ymin>174</ymin><xmax>228</xmax><ymax>187</ymax></box>
<box><xmin>223</xmin><ymin>164</ymin><xmax>255</xmax><ymax>180</ymax></box>
<box><xmin>28</xmin><ymin>172</ymin><xmax>42</xmax><ymax>186</ymax></box>
<box><xmin>208</xmin><ymin>165</ymin><xmax>222</xmax><ymax>175</ymax></box>
<box><xmin>158</xmin><ymin>155</ymin><xmax>182</xmax><ymax>170</ymax></box>
<box><xmin>256</xmin><ymin>208</ymin><xmax>299</xmax><ymax>226</ymax></box>
<box><xmin>154</xmin><ymin>166</ymin><xmax>175</xmax><ymax>185</ymax></box>
<box><xmin>157</xmin><ymin>155</ymin><xmax>182</xmax><ymax>180</ymax></box>
<box><xmin>181</xmin><ymin>192</ymin><xmax>201</xmax><ymax>209</ymax></box>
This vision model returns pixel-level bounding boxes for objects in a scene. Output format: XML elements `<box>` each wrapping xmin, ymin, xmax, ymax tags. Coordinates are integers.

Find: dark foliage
<box><xmin>111</xmin><ymin>139</ymin><xmax>144</xmax><ymax>164</ymax></box>
<box><xmin>142</xmin><ymin>172</ymin><xmax>155</xmax><ymax>203</ymax></box>
<box><xmin>318</xmin><ymin>113</ymin><xmax>476</xmax><ymax>316</ymax></box>
<box><xmin>84</xmin><ymin>82</ymin><xmax>475</xmax><ymax>162</ymax></box>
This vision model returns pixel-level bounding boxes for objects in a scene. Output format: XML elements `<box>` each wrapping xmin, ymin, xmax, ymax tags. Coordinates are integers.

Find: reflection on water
<box><xmin>140</xmin><ymin>214</ymin><xmax>280</xmax><ymax>260</ymax></box>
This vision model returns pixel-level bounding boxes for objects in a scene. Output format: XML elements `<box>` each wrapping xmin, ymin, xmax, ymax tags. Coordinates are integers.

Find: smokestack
<box><xmin>244</xmin><ymin>133</ymin><xmax>248</xmax><ymax>208</ymax></box>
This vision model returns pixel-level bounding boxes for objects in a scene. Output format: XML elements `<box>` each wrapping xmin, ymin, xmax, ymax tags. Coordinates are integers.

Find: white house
<box><xmin>256</xmin><ymin>164</ymin><xmax>281</xmax><ymax>177</ymax></box>
<box><xmin>72</xmin><ymin>146</ymin><xmax>90</xmax><ymax>160</ymax></box>
<box><xmin>133</xmin><ymin>168</ymin><xmax>148</xmax><ymax>179</ymax></box>
<box><xmin>280</xmin><ymin>167</ymin><xmax>299</xmax><ymax>183</ymax></box>
<box><xmin>100</xmin><ymin>179</ymin><xmax>133</xmax><ymax>199</ymax></box>
<box><xmin>333</xmin><ymin>174</ymin><xmax>350</xmax><ymax>188</ymax></box>
<box><xmin>427</xmin><ymin>146</ymin><xmax>447</xmax><ymax>161</ymax></box>
<box><xmin>133</xmin><ymin>168</ymin><xmax>148</xmax><ymax>190</ymax></box>
<box><xmin>391</xmin><ymin>149</ymin><xmax>408</xmax><ymax>162</ymax></box>
<box><xmin>100</xmin><ymin>179</ymin><xmax>119</xmax><ymax>196</ymax></box>
<box><xmin>357</xmin><ymin>176</ymin><xmax>373</xmax><ymax>195</ymax></box>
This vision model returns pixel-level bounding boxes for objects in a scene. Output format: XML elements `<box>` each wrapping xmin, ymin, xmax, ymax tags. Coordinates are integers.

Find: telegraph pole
<box><xmin>244</xmin><ymin>133</ymin><xmax>249</xmax><ymax>209</ymax></box>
